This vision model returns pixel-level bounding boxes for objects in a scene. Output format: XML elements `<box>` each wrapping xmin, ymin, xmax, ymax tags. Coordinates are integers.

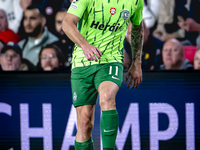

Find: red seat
<box><xmin>184</xmin><ymin>46</ymin><xmax>198</xmax><ymax>65</ymax></box>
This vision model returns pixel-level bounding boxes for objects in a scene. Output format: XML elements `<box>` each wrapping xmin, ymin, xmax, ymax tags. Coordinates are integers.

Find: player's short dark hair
<box><xmin>26</xmin><ymin>4</ymin><xmax>46</xmax><ymax>18</ymax></box>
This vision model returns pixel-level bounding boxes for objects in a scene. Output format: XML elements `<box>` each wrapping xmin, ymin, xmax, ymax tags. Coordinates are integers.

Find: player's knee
<box><xmin>100</xmin><ymin>91</ymin><xmax>116</xmax><ymax>109</ymax></box>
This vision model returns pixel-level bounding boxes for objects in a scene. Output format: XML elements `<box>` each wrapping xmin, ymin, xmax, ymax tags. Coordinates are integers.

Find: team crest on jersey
<box><xmin>121</xmin><ymin>10</ymin><xmax>130</xmax><ymax>20</ymax></box>
<box><xmin>73</xmin><ymin>0</ymin><xmax>79</xmax><ymax>3</ymax></box>
<box><xmin>110</xmin><ymin>7</ymin><xmax>116</xmax><ymax>15</ymax></box>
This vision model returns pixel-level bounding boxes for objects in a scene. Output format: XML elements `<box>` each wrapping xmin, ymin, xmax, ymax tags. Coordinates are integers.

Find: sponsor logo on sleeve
<box><xmin>70</xmin><ymin>3</ymin><xmax>78</xmax><ymax>9</ymax></box>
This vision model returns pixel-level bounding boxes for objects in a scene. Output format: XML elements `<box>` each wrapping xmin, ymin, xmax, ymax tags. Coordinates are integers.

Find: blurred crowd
<box><xmin>0</xmin><ymin>0</ymin><xmax>199</xmax><ymax>71</ymax></box>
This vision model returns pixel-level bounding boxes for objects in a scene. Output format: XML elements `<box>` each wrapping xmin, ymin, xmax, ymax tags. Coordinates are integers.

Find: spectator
<box><xmin>37</xmin><ymin>44</ymin><xmax>66</xmax><ymax>71</ymax></box>
<box><xmin>0</xmin><ymin>0</ymin><xmax>23</xmax><ymax>33</ymax></box>
<box><xmin>18</xmin><ymin>5</ymin><xmax>59</xmax><ymax>66</ymax></box>
<box><xmin>54</xmin><ymin>9</ymin><xmax>74</xmax><ymax>68</ymax></box>
<box><xmin>0</xmin><ymin>40</ymin><xmax>6</xmax><ymax>65</ymax></box>
<box><xmin>178</xmin><ymin>17</ymin><xmax>200</xmax><ymax>49</ymax></box>
<box><xmin>20</xmin><ymin>0</ymin><xmax>64</xmax><ymax>33</ymax></box>
<box><xmin>142</xmin><ymin>21</ymin><xmax>164</xmax><ymax>70</ymax></box>
<box><xmin>177</xmin><ymin>0</ymin><xmax>200</xmax><ymax>46</ymax></box>
<box><xmin>20</xmin><ymin>0</ymin><xmax>32</xmax><ymax>11</ymax></box>
<box><xmin>0</xmin><ymin>40</ymin><xmax>6</xmax><ymax>53</ymax></box>
<box><xmin>193</xmin><ymin>49</ymin><xmax>200</xmax><ymax>70</ymax></box>
<box><xmin>55</xmin><ymin>9</ymin><xmax>68</xmax><ymax>36</ymax></box>
<box><xmin>19</xmin><ymin>0</ymin><xmax>46</xmax><ymax>39</ymax></box>
<box><xmin>179</xmin><ymin>18</ymin><xmax>200</xmax><ymax>32</ymax></box>
<box><xmin>43</xmin><ymin>0</ymin><xmax>64</xmax><ymax>33</ymax></box>
<box><xmin>0</xmin><ymin>42</ymin><xmax>35</xmax><ymax>71</ymax></box>
<box><xmin>143</xmin><ymin>0</ymin><xmax>160</xmax><ymax>29</ymax></box>
<box><xmin>0</xmin><ymin>9</ymin><xmax>20</xmax><ymax>44</ymax></box>
<box><xmin>153</xmin><ymin>0</ymin><xmax>185</xmax><ymax>42</ymax></box>
<box><xmin>160</xmin><ymin>39</ymin><xmax>193</xmax><ymax>70</ymax></box>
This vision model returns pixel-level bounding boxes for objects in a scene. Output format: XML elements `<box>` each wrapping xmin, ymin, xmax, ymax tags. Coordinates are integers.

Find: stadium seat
<box><xmin>184</xmin><ymin>46</ymin><xmax>198</xmax><ymax>65</ymax></box>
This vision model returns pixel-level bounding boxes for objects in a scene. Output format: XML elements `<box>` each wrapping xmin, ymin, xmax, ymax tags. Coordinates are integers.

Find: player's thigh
<box><xmin>94</xmin><ymin>62</ymin><xmax>123</xmax><ymax>90</ymax></box>
<box><xmin>71</xmin><ymin>67</ymin><xmax>98</xmax><ymax>107</ymax></box>
<box><xmin>95</xmin><ymin>63</ymin><xmax>123</xmax><ymax>109</ymax></box>
<box><xmin>98</xmin><ymin>81</ymin><xmax>119</xmax><ymax>102</ymax></box>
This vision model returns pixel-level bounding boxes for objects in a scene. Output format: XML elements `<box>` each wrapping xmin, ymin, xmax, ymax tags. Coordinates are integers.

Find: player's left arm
<box><xmin>126</xmin><ymin>0</ymin><xmax>144</xmax><ymax>89</ymax></box>
<box><xmin>126</xmin><ymin>21</ymin><xmax>144</xmax><ymax>89</ymax></box>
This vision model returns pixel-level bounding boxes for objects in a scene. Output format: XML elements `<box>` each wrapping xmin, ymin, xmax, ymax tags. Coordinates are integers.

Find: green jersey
<box><xmin>68</xmin><ymin>0</ymin><xmax>143</xmax><ymax>69</ymax></box>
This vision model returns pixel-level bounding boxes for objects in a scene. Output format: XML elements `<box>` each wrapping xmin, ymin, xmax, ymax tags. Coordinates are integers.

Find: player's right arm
<box><xmin>62</xmin><ymin>10</ymin><xmax>101</xmax><ymax>62</ymax></box>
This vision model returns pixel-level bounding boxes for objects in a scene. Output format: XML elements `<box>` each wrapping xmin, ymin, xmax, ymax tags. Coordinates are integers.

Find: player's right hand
<box><xmin>82</xmin><ymin>44</ymin><xmax>102</xmax><ymax>62</ymax></box>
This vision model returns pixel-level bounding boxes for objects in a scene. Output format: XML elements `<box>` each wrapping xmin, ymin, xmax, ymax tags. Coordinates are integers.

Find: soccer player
<box><xmin>62</xmin><ymin>0</ymin><xmax>144</xmax><ymax>149</ymax></box>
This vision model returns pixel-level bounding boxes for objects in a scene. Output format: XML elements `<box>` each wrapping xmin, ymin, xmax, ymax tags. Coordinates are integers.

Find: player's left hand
<box><xmin>126</xmin><ymin>62</ymin><xmax>142</xmax><ymax>89</ymax></box>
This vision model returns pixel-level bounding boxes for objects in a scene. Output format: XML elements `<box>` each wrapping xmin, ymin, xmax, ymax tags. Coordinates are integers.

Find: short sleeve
<box><xmin>131</xmin><ymin>0</ymin><xmax>144</xmax><ymax>25</ymax></box>
<box><xmin>67</xmin><ymin>0</ymin><xmax>88</xmax><ymax>19</ymax></box>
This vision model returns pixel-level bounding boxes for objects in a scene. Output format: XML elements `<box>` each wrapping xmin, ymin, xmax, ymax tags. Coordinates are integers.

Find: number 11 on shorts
<box><xmin>109</xmin><ymin>66</ymin><xmax>118</xmax><ymax>76</ymax></box>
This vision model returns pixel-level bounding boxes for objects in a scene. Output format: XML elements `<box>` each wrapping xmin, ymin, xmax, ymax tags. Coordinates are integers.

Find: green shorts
<box><xmin>71</xmin><ymin>62</ymin><xmax>123</xmax><ymax>107</ymax></box>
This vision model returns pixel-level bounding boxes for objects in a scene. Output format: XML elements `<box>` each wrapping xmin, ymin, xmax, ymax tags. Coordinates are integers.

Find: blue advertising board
<box><xmin>0</xmin><ymin>71</ymin><xmax>199</xmax><ymax>150</ymax></box>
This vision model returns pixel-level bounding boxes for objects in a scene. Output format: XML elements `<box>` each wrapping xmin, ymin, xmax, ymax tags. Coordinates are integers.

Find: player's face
<box><xmin>194</xmin><ymin>50</ymin><xmax>200</xmax><ymax>70</ymax></box>
<box><xmin>55</xmin><ymin>11</ymin><xmax>67</xmax><ymax>35</ymax></box>
<box><xmin>0</xmin><ymin>10</ymin><xmax>8</xmax><ymax>33</ymax></box>
<box><xmin>23</xmin><ymin>9</ymin><xmax>43</xmax><ymax>35</ymax></box>
<box><xmin>162</xmin><ymin>42</ymin><xmax>183</xmax><ymax>68</ymax></box>
<box><xmin>40</xmin><ymin>48</ymin><xmax>59</xmax><ymax>71</ymax></box>
<box><xmin>0</xmin><ymin>49</ymin><xmax>21</xmax><ymax>71</ymax></box>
